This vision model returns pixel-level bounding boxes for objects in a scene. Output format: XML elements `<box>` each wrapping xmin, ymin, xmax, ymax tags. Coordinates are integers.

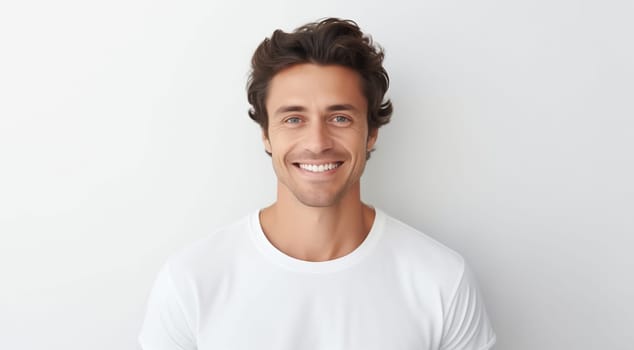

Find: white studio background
<box><xmin>1</xmin><ymin>1</ymin><xmax>632</xmax><ymax>349</ymax></box>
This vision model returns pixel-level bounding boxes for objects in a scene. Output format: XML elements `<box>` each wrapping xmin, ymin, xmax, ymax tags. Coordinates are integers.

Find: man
<box><xmin>139</xmin><ymin>18</ymin><xmax>496</xmax><ymax>350</ymax></box>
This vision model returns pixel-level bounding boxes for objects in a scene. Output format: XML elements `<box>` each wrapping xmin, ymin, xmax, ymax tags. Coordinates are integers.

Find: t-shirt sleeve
<box><xmin>440</xmin><ymin>263</ymin><xmax>496</xmax><ymax>350</ymax></box>
<box><xmin>138</xmin><ymin>263</ymin><xmax>197</xmax><ymax>350</ymax></box>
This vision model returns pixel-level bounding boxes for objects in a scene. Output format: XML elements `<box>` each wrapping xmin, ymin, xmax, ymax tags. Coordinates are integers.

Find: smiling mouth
<box><xmin>293</xmin><ymin>162</ymin><xmax>343</xmax><ymax>173</ymax></box>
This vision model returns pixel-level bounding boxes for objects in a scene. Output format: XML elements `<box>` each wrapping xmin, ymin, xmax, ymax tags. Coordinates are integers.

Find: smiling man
<box><xmin>259</xmin><ymin>63</ymin><xmax>377</xmax><ymax>262</ymax></box>
<box><xmin>139</xmin><ymin>18</ymin><xmax>496</xmax><ymax>350</ymax></box>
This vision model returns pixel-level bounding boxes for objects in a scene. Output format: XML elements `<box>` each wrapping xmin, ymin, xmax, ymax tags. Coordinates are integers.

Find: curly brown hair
<box><xmin>247</xmin><ymin>18</ymin><xmax>393</xmax><ymax>138</ymax></box>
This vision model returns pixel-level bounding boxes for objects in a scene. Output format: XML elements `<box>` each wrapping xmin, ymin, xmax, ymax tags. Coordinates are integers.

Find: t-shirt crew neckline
<box><xmin>249</xmin><ymin>208</ymin><xmax>386</xmax><ymax>274</ymax></box>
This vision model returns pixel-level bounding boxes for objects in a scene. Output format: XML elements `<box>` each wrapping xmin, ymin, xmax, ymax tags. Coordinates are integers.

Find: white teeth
<box><xmin>298</xmin><ymin>162</ymin><xmax>340</xmax><ymax>173</ymax></box>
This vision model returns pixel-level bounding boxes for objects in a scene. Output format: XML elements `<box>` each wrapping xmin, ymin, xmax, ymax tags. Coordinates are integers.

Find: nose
<box><xmin>303</xmin><ymin>119</ymin><xmax>334</xmax><ymax>154</ymax></box>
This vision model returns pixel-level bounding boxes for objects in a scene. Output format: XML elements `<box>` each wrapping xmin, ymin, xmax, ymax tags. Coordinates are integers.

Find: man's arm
<box><xmin>440</xmin><ymin>263</ymin><xmax>497</xmax><ymax>350</ymax></box>
<box><xmin>138</xmin><ymin>263</ymin><xmax>196</xmax><ymax>350</ymax></box>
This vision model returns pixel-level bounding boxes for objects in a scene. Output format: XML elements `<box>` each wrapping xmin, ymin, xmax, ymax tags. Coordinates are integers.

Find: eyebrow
<box><xmin>274</xmin><ymin>104</ymin><xmax>359</xmax><ymax>116</ymax></box>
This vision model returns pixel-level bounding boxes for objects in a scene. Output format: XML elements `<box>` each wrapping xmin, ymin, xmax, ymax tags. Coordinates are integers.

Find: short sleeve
<box><xmin>440</xmin><ymin>264</ymin><xmax>496</xmax><ymax>350</ymax></box>
<box><xmin>138</xmin><ymin>263</ymin><xmax>197</xmax><ymax>350</ymax></box>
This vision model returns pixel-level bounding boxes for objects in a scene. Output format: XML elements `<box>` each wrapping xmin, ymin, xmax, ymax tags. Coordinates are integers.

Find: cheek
<box><xmin>337</xmin><ymin>132</ymin><xmax>369</xmax><ymax>151</ymax></box>
<box><xmin>268</xmin><ymin>134</ymin><xmax>296</xmax><ymax>158</ymax></box>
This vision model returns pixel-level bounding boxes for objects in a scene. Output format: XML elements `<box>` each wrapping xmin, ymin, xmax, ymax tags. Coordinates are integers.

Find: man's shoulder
<box><xmin>166</xmin><ymin>211</ymin><xmax>255</xmax><ymax>276</ymax></box>
<box><xmin>378</xmin><ymin>209</ymin><xmax>466</xmax><ymax>280</ymax></box>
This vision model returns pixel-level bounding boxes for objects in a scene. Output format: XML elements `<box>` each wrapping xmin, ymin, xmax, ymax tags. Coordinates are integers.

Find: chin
<box><xmin>293</xmin><ymin>193</ymin><xmax>342</xmax><ymax>208</ymax></box>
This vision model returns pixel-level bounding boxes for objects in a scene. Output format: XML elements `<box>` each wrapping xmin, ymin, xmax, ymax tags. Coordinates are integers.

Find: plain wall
<box><xmin>1</xmin><ymin>0</ymin><xmax>632</xmax><ymax>349</ymax></box>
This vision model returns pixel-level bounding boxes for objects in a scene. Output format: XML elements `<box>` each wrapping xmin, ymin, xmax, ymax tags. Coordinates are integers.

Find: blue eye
<box><xmin>285</xmin><ymin>117</ymin><xmax>301</xmax><ymax>124</ymax></box>
<box><xmin>333</xmin><ymin>115</ymin><xmax>350</xmax><ymax>123</ymax></box>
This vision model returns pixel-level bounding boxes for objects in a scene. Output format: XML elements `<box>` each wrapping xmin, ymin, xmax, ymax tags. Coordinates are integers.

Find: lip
<box><xmin>292</xmin><ymin>160</ymin><xmax>343</xmax><ymax>165</ymax></box>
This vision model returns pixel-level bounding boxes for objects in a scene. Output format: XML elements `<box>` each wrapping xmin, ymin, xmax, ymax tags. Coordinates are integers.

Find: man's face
<box><xmin>263</xmin><ymin>63</ymin><xmax>377</xmax><ymax>208</ymax></box>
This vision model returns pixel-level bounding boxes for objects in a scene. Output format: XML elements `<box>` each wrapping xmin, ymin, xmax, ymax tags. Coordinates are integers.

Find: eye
<box><xmin>332</xmin><ymin>115</ymin><xmax>351</xmax><ymax>124</ymax></box>
<box><xmin>284</xmin><ymin>116</ymin><xmax>302</xmax><ymax>124</ymax></box>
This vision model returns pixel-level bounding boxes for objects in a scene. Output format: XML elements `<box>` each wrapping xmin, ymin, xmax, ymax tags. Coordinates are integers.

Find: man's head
<box><xmin>246</xmin><ymin>18</ymin><xmax>393</xmax><ymax>208</ymax></box>
<box><xmin>247</xmin><ymin>18</ymin><xmax>393</xmax><ymax>152</ymax></box>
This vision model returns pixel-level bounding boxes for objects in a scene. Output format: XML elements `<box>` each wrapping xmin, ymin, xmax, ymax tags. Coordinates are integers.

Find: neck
<box><xmin>259</xmin><ymin>184</ymin><xmax>375</xmax><ymax>262</ymax></box>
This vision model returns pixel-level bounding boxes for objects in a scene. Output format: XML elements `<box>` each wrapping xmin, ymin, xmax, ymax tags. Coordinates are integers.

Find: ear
<box><xmin>262</xmin><ymin>129</ymin><xmax>272</xmax><ymax>154</ymax></box>
<box><xmin>367</xmin><ymin>128</ymin><xmax>379</xmax><ymax>151</ymax></box>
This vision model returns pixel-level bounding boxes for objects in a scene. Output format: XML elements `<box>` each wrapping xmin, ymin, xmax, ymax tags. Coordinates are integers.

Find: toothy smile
<box><xmin>295</xmin><ymin>162</ymin><xmax>342</xmax><ymax>173</ymax></box>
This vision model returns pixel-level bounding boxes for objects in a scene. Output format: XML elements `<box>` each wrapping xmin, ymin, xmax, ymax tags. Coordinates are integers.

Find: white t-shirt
<box><xmin>139</xmin><ymin>209</ymin><xmax>496</xmax><ymax>350</ymax></box>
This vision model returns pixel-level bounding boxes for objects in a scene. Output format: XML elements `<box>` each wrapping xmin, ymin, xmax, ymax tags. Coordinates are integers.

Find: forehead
<box><xmin>266</xmin><ymin>64</ymin><xmax>367</xmax><ymax>113</ymax></box>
